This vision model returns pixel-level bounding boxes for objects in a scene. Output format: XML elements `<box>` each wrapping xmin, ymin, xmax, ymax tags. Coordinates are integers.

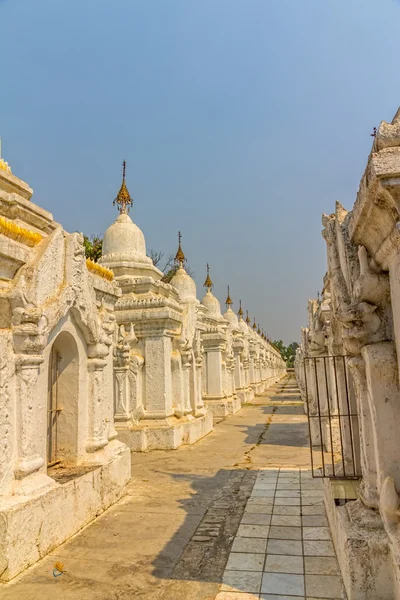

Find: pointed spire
<box><xmin>175</xmin><ymin>231</ymin><xmax>185</xmax><ymax>266</ymax></box>
<box><xmin>225</xmin><ymin>286</ymin><xmax>233</xmax><ymax>309</ymax></box>
<box><xmin>257</xmin><ymin>324</ymin><xmax>261</xmax><ymax>335</ymax></box>
<box><xmin>203</xmin><ymin>263</ymin><xmax>213</xmax><ymax>290</ymax></box>
<box><xmin>253</xmin><ymin>318</ymin><xmax>257</xmax><ymax>330</ymax></box>
<box><xmin>238</xmin><ymin>299</ymin><xmax>244</xmax><ymax>318</ymax></box>
<box><xmin>113</xmin><ymin>160</ymin><xmax>133</xmax><ymax>214</ymax></box>
<box><xmin>245</xmin><ymin>310</ymin><xmax>250</xmax><ymax>325</ymax></box>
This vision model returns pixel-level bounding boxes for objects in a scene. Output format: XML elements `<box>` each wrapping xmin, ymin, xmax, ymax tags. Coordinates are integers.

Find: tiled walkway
<box><xmin>217</xmin><ymin>468</ymin><xmax>346</xmax><ymax>600</ymax></box>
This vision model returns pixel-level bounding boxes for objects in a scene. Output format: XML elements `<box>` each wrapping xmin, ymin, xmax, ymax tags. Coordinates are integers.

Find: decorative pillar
<box><xmin>14</xmin><ymin>354</ymin><xmax>45</xmax><ymax>478</ymax></box>
<box><xmin>144</xmin><ymin>335</ymin><xmax>173</xmax><ymax>418</ymax></box>
<box><xmin>86</xmin><ymin>346</ymin><xmax>109</xmax><ymax>453</ymax></box>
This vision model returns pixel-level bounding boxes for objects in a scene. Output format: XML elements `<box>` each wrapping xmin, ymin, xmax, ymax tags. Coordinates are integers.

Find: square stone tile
<box><xmin>248</xmin><ymin>497</ymin><xmax>274</xmax><ymax>506</ymax></box>
<box><xmin>301</xmin><ymin>505</ymin><xmax>326</xmax><ymax>516</ymax></box>
<box><xmin>279</xmin><ymin>470</ymin><xmax>300</xmax><ymax>476</ymax></box>
<box><xmin>271</xmin><ymin>515</ymin><xmax>301</xmax><ymax>527</ymax></box>
<box><xmin>302</xmin><ymin>516</ymin><xmax>328</xmax><ymax>527</ymax></box>
<box><xmin>260</xmin><ymin>595</ymin><xmax>304</xmax><ymax>600</ymax></box>
<box><xmin>267</xmin><ymin>539</ymin><xmax>303</xmax><ymax>556</ymax></box>
<box><xmin>278</xmin><ymin>478</ymin><xmax>300</xmax><ymax>484</ymax></box>
<box><xmin>251</xmin><ymin>489</ymin><xmax>275</xmax><ymax>498</ymax></box>
<box><xmin>276</xmin><ymin>490</ymin><xmax>301</xmax><ymax>498</ymax></box>
<box><xmin>238</xmin><ymin>524</ymin><xmax>270</xmax><ymax>538</ymax></box>
<box><xmin>300</xmin><ymin>469</ymin><xmax>313</xmax><ymax>476</ymax></box>
<box><xmin>232</xmin><ymin>537</ymin><xmax>268</xmax><ymax>554</ymax></box>
<box><xmin>277</xmin><ymin>483</ymin><xmax>301</xmax><ymax>490</ymax></box>
<box><xmin>269</xmin><ymin>526</ymin><xmax>302</xmax><ymax>540</ymax></box>
<box><xmin>221</xmin><ymin>570</ymin><xmax>262</xmax><ymax>593</ymax></box>
<box><xmin>301</xmin><ymin>482</ymin><xmax>323</xmax><ymax>490</ymax></box>
<box><xmin>261</xmin><ymin>572</ymin><xmax>305</xmax><ymax>596</ymax></box>
<box><xmin>275</xmin><ymin>497</ymin><xmax>300</xmax><ymax>506</ymax></box>
<box><xmin>273</xmin><ymin>505</ymin><xmax>301</xmax><ymax>516</ymax></box>
<box><xmin>241</xmin><ymin>513</ymin><xmax>271</xmax><ymax>526</ymax></box>
<box><xmin>304</xmin><ymin>556</ymin><xmax>339</xmax><ymax>575</ymax></box>
<box><xmin>226</xmin><ymin>552</ymin><xmax>265</xmax><ymax>572</ymax></box>
<box><xmin>254</xmin><ymin>484</ymin><xmax>277</xmax><ymax>491</ymax></box>
<box><xmin>303</xmin><ymin>527</ymin><xmax>331</xmax><ymax>540</ymax></box>
<box><xmin>245</xmin><ymin>504</ymin><xmax>273</xmax><ymax>515</ymax></box>
<box><xmin>216</xmin><ymin>593</ymin><xmax>259</xmax><ymax>600</ymax></box>
<box><xmin>303</xmin><ymin>540</ymin><xmax>335</xmax><ymax>556</ymax></box>
<box><xmin>265</xmin><ymin>554</ymin><xmax>304</xmax><ymax>574</ymax></box>
<box><xmin>305</xmin><ymin>574</ymin><xmax>343</xmax><ymax>598</ymax></box>
<box><xmin>301</xmin><ymin>497</ymin><xmax>324</xmax><ymax>506</ymax></box>
<box><xmin>301</xmin><ymin>490</ymin><xmax>324</xmax><ymax>497</ymax></box>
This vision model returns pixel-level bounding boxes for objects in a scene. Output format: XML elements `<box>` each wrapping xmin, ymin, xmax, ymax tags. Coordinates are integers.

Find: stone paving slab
<box><xmin>217</xmin><ymin>467</ymin><xmax>347</xmax><ymax>600</ymax></box>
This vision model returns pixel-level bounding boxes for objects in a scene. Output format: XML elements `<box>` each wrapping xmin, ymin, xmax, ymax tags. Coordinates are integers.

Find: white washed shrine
<box><xmin>0</xmin><ymin>156</ymin><xmax>285</xmax><ymax>581</ymax></box>
<box><xmin>296</xmin><ymin>108</ymin><xmax>400</xmax><ymax>599</ymax></box>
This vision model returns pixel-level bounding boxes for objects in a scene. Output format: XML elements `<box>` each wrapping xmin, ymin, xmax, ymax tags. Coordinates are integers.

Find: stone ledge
<box><xmin>0</xmin><ymin>447</ymin><xmax>131</xmax><ymax>582</ymax></box>
<box><xmin>323</xmin><ymin>478</ymin><xmax>393</xmax><ymax>600</ymax></box>
<box><xmin>117</xmin><ymin>411</ymin><xmax>214</xmax><ymax>451</ymax></box>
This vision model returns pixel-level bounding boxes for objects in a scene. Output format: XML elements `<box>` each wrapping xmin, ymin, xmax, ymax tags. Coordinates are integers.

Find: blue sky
<box><xmin>1</xmin><ymin>0</ymin><xmax>400</xmax><ymax>343</ymax></box>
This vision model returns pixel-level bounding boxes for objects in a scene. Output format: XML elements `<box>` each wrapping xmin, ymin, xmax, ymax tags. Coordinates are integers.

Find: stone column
<box><xmin>86</xmin><ymin>355</ymin><xmax>109</xmax><ymax>453</ymax></box>
<box><xmin>194</xmin><ymin>354</ymin><xmax>206</xmax><ymax>415</ymax></box>
<box><xmin>362</xmin><ymin>342</ymin><xmax>400</xmax><ymax>494</ymax></box>
<box><xmin>348</xmin><ymin>356</ymin><xmax>379</xmax><ymax>508</ymax></box>
<box><xmin>234</xmin><ymin>349</ymin><xmax>243</xmax><ymax>391</ymax></box>
<box><xmin>14</xmin><ymin>354</ymin><xmax>45</xmax><ymax>478</ymax></box>
<box><xmin>206</xmin><ymin>346</ymin><xmax>224</xmax><ymax>396</ymax></box>
<box><xmin>114</xmin><ymin>366</ymin><xmax>131</xmax><ymax>423</ymax></box>
<box><xmin>181</xmin><ymin>350</ymin><xmax>193</xmax><ymax>415</ymax></box>
<box><xmin>388</xmin><ymin>250</ymin><xmax>400</xmax><ymax>377</ymax></box>
<box><xmin>144</xmin><ymin>335</ymin><xmax>173</xmax><ymax>418</ymax></box>
<box><xmin>304</xmin><ymin>357</ymin><xmax>321</xmax><ymax>448</ymax></box>
<box><xmin>201</xmin><ymin>330</ymin><xmax>227</xmax><ymax>403</ymax></box>
<box><xmin>249</xmin><ymin>351</ymin><xmax>256</xmax><ymax>386</ymax></box>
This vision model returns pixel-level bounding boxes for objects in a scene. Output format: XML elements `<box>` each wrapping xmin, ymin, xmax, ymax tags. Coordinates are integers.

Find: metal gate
<box><xmin>304</xmin><ymin>355</ymin><xmax>361</xmax><ymax>479</ymax></box>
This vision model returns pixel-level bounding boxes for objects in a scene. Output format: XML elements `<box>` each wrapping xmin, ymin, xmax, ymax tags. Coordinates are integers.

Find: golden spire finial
<box><xmin>203</xmin><ymin>263</ymin><xmax>213</xmax><ymax>290</ymax></box>
<box><xmin>113</xmin><ymin>160</ymin><xmax>133</xmax><ymax>214</ymax></box>
<box><xmin>253</xmin><ymin>318</ymin><xmax>257</xmax><ymax>330</ymax></box>
<box><xmin>175</xmin><ymin>231</ymin><xmax>185</xmax><ymax>266</ymax></box>
<box><xmin>257</xmin><ymin>324</ymin><xmax>261</xmax><ymax>335</ymax></box>
<box><xmin>245</xmin><ymin>310</ymin><xmax>250</xmax><ymax>324</ymax></box>
<box><xmin>225</xmin><ymin>285</ymin><xmax>233</xmax><ymax>309</ymax></box>
<box><xmin>238</xmin><ymin>299</ymin><xmax>244</xmax><ymax>318</ymax></box>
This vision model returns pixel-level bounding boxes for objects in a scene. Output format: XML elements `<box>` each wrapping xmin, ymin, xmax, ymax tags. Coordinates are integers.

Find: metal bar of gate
<box><xmin>304</xmin><ymin>355</ymin><xmax>360</xmax><ymax>480</ymax></box>
<box><xmin>332</xmin><ymin>355</ymin><xmax>346</xmax><ymax>478</ymax></box>
<box><xmin>304</xmin><ymin>359</ymin><xmax>315</xmax><ymax>477</ymax></box>
<box><xmin>342</xmin><ymin>356</ymin><xmax>356</xmax><ymax>477</ymax></box>
<box><xmin>323</xmin><ymin>356</ymin><xmax>336</xmax><ymax>478</ymax></box>
<box><xmin>313</xmin><ymin>358</ymin><xmax>325</xmax><ymax>476</ymax></box>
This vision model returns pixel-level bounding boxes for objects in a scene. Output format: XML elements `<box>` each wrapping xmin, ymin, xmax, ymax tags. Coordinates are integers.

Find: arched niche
<box><xmin>47</xmin><ymin>330</ymin><xmax>79</xmax><ymax>466</ymax></box>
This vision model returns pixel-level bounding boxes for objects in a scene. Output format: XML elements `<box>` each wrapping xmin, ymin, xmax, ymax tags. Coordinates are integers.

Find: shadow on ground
<box><xmin>1</xmin><ymin>375</ymin><xmax>310</xmax><ymax>600</ymax></box>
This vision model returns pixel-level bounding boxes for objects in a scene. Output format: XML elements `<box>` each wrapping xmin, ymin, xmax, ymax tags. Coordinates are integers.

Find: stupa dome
<box><xmin>99</xmin><ymin>164</ymin><xmax>162</xmax><ymax>280</ymax></box>
<box><xmin>102</xmin><ymin>213</ymin><xmax>150</xmax><ymax>263</ymax></box>
<box><xmin>239</xmin><ymin>318</ymin><xmax>248</xmax><ymax>334</ymax></box>
<box><xmin>170</xmin><ymin>266</ymin><xmax>197</xmax><ymax>301</ymax></box>
<box><xmin>224</xmin><ymin>307</ymin><xmax>239</xmax><ymax>329</ymax></box>
<box><xmin>202</xmin><ymin>289</ymin><xmax>222</xmax><ymax>318</ymax></box>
